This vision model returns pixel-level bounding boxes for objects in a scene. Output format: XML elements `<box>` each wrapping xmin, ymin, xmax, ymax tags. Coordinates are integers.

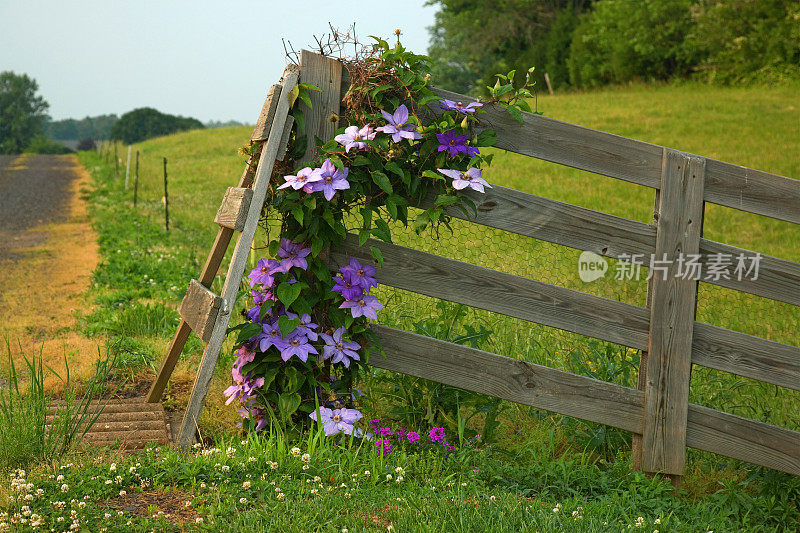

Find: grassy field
<box><xmin>30</xmin><ymin>81</ymin><xmax>796</xmax><ymax>530</ymax></box>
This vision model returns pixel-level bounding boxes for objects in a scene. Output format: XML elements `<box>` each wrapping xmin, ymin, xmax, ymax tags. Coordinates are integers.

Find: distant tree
<box><xmin>110</xmin><ymin>107</ymin><xmax>204</xmax><ymax>144</ymax></box>
<box><xmin>0</xmin><ymin>71</ymin><xmax>50</xmax><ymax>154</ymax></box>
<box><xmin>76</xmin><ymin>138</ymin><xmax>96</xmax><ymax>151</ymax></box>
<box><xmin>24</xmin><ymin>134</ymin><xmax>72</xmax><ymax>154</ymax></box>
<box><xmin>46</xmin><ymin>114</ymin><xmax>119</xmax><ymax>140</ymax></box>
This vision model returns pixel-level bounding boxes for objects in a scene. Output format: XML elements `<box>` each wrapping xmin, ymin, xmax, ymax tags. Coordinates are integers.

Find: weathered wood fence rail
<box><xmin>152</xmin><ymin>51</ymin><xmax>799</xmax><ymax>477</ymax></box>
<box><xmin>327</xmin><ymin>56</ymin><xmax>800</xmax><ymax>477</ymax></box>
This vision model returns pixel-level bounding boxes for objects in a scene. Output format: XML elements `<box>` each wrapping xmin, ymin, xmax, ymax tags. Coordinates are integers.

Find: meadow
<box><xmin>2</xmin><ymin>82</ymin><xmax>796</xmax><ymax>531</ymax></box>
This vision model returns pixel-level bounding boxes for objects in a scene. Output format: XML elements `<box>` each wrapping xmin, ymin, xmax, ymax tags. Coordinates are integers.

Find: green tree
<box><xmin>0</xmin><ymin>72</ymin><xmax>50</xmax><ymax>154</ymax></box>
<box><xmin>110</xmin><ymin>107</ymin><xmax>204</xmax><ymax>144</ymax></box>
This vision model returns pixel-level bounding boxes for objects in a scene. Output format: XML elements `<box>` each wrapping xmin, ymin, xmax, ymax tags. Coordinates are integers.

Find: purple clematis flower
<box><xmin>277</xmin><ymin>166</ymin><xmax>321</xmax><ymax>191</ymax></box>
<box><xmin>320</xmin><ymin>327</ymin><xmax>361</xmax><ymax>368</ymax></box>
<box><xmin>331</xmin><ymin>270</ymin><xmax>364</xmax><ymax>301</ymax></box>
<box><xmin>284</xmin><ymin>312</ymin><xmax>319</xmax><ymax>341</ymax></box>
<box><xmin>248</xmin><ymin>258</ymin><xmax>280</xmax><ymax>288</ymax></box>
<box><xmin>223</xmin><ymin>366</ymin><xmax>265</xmax><ymax>406</ymax></box>
<box><xmin>259</xmin><ymin>319</ymin><xmax>288</xmax><ymax>352</ymax></box>
<box><xmin>377</xmin><ymin>104</ymin><xmax>422</xmax><ymax>143</ymax></box>
<box><xmin>277</xmin><ymin>238</ymin><xmax>311</xmax><ymax>272</ymax></box>
<box><xmin>251</xmin><ymin>285</ymin><xmax>276</xmax><ymax>306</ymax></box>
<box><xmin>340</xmin><ymin>258</ymin><xmax>378</xmax><ymax>291</ymax></box>
<box><xmin>334</xmin><ymin>124</ymin><xmax>375</xmax><ymax>153</ymax></box>
<box><xmin>340</xmin><ymin>294</ymin><xmax>384</xmax><ymax>319</ymax></box>
<box><xmin>280</xmin><ymin>331</ymin><xmax>318</xmax><ymax>363</ymax></box>
<box><xmin>437</xmin><ymin>167</ymin><xmax>492</xmax><ymax>193</ymax></box>
<box><xmin>309</xmin><ymin>406</ymin><xmax>363</xmax><ymax>436</ymax></box>
<box><xmin>436</xmin><ymin>130</ymin><xmax>479</xmax><ymax>157</ymax></box>
<box><xmin>310</xmin><ymin>159</ymin><xmax>350</xmax><ymax>201</ymax></box>
<box><xmin>438</xmin><ymin>99</ymin><xmax>483</xmax><ymax>114</ymax></box>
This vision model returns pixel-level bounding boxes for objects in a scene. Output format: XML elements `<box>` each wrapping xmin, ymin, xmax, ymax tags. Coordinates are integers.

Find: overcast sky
<box><xmin>0</xmin><ymin>1</ymin><xmax>438</xmax><ymax>123</ymax></box>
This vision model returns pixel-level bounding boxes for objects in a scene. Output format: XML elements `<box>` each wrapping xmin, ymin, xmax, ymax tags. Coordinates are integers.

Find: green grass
<box><xmin>66</xmin><ymin>82</ymin><xmax>800</xmax><ymax>526</ymax></box>
<box><xmin>2</xmin><ymin>429</ymin><xmax>798</xmax><ymax>532</ymax></box>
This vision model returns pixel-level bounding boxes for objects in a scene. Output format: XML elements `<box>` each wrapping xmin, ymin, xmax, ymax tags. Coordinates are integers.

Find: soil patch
<box><xmin>105</xmin><ymin>489</ymin><xmax>201</xmax><ymax>524</ymax></box>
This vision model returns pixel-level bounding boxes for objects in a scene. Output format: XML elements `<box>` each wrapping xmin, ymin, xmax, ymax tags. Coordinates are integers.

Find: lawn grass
<box><xmin>55</xmin><ymin>81</ymin><xmax>800</xmax><ymax>529</ymax></box>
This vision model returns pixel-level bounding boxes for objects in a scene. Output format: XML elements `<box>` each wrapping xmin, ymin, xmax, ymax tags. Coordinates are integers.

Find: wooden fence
<box><xmin>295</xmin><ymin>52</ymin><xmax>800</xmax><ymax>478</ymax></box>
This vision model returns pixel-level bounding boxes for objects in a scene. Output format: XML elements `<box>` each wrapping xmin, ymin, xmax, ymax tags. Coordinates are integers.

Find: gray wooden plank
<box><xmin>299</xmin><ymin>50</ymin><xmax>342</xmax><ymax>164</ymax></box>
<box><xmin>251</xmin><ymin>84</ymin><xmax>281</xmax><ymax>142</ymax></box>
<box><xmin>330</xmin><ymin>235</ymin><xmax>651</xmax><ymax>351</ymax></box>
<box><xmin>692</xmin><ymin>322</ymin><xmax>800</xmax><ymax>392</ymax></box>
<box><xmin>277</xmin><ymin>115</ymin><xmax>295</xmax><ymax>162</ymax></box>
<box><xmin>214</xmin><ymin>187</ymin><xmax>254</xmax><ymax>232</ymax></box>
<box><xmin>178</xmin><ymin>64</ymin><xmax>300</xmax><ymax>450</ymax></box>
<box><xmin>642</xmin><ymin>150</ymin><xmax>706</xmax><ymax>475</ymax></box>
<box><xmin>178</xmin><ymin>279</ymin><xmax>223</xmax><ymax>343</ymax></box>
<box><xmin>369</xmin><ymin>324</ymin><xmax>800</xmax><ymax>476</ymax></box>
<box><xmin>686</xmin><ymin>404</ymin><xmax>800</xmax><ymax>477</ymax></box>
<box><xmin>370</xmin><ymin>324</ymin><xmax>644</xmax><ymax>433</ymax></box>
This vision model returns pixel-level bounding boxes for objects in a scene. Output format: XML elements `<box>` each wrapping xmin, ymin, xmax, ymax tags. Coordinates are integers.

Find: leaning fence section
<box><xmin>318</xmin><ymin>56</ymin><xmax>800</xmax><ymax>477</ymax></box>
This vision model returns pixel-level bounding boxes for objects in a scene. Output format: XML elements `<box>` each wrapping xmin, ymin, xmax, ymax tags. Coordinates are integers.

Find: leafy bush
<box><xmin>690</xmin><ymin>0</ymin><xmax>800</xmax><ymax>84</ymax></box>
<box><xmin>76</xmin><ymin>137</ymin><xmax>96</xmax><ymax>151</ymax></box>
<box><xmin>24</xmin><ymin>134</ymin><xmax>72</xmax><ymax>154</ymax></box>
<box><xmin>544</xmin><ymin>6</ymin><xmax>580</xmax><ymax>90</ymax></box>
<box><xmin>567</xmin><ymin>0</ymin><xmax>699</xmax><ymax>88</ymax></box>
<box><xmin>110</xmin><ymin>107</ymin><xmax>204</xmax><ymax>144</ymax></box>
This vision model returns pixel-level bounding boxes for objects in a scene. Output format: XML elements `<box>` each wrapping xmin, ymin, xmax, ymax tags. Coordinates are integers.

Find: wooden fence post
<box><xmin>133</xmin><ymin>150</ymin><xmax>139</xmax><ymax>207</ymax></box>
<box><xmin>114</xmin><ymin>142</ymin><xmax>119</xmax><ymax>177</ymax></box>
<box><xmin>641</xmin><ymin>148</ymin><xmax>706</xmax><ymax>479</ymax></box>
<box><xmin>125</xmin><ymin>145</ymin><xmax>131</xmax><ymax>188</ymax></box>
<box><xmin>163</xmin><ymin>157</ymin><xmax>169</xmax><ymax>231</ymax></box>
<box><xmin>299</xmin><ymin>49</ymin><xmax>343</xmax><ymax>164</ymax></box>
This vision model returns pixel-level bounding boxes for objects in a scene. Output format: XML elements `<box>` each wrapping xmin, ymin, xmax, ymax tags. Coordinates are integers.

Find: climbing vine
<box><xmin>224</xmin><ymin>35</ymin><xmax>534</xmax><ymax>437</ymax></box>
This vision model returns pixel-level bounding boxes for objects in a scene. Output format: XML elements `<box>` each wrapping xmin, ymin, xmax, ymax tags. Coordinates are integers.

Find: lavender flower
<box><xmin>429</xmin><ymin>427</ymin><xmax>446</xmax><ymax>442</ymax></box>
<box><xmin>377</xmin><ymin>104</ymin><xmax>421</xmax><ymax>143</ymax></box>
<box><xmin>248</xmin><ymin>258</ymin><xmax>280</xmax><ymax>287</ymax></box>
<box><xmin>311</xmin><ymin>159</ymin><xmax>350</xmax><ymax>201</ymax></box>
<box><xmin>309</xmin><ymin>406</ymin><xmax>363</xmax><ymax>436</ymax></box>
<box><xmin>437</xmin><ymin>167</ymin><xmax>492</xmax><ymax>193</ymax></box>
<box><xmin>231</xmin><ymin>346</ymin><xmax>255</xmax><ymax>383</ymax></box>
<box><xmin>280</xmin><ymin>331</ymin><xmax>318</xmax><ymax>363</ymax></box>
<box><xmin>277</xmin><ymin>238</ymin><xmax>311</xmax><ymax>272</ymax></box>
<box><xmin>438</xmin><ymin>99</ymin><xmax>483</xmax><ymax>114</ymax></box>
<box><xmin>376</xmin><ymin>427</ymin><xmax>393</xmax><ymax>437</ymax></box>
<box><xmin>376</xmin><ymin>439</ymin><xmax>392</xmax><ymax>456</ymax></box>
<box><xmin>436</xmin><ymin>130</ymin><xmax>479</xmax><ymax>157</ymax></box>
<box><xmin>223</xmin><ymin>355</ymin><xmax>265</xmax><ymax>406</ymax></box>
<box><xmin>334</xmin><ymin>124</ymin><xmax>375</xmax><ymax>153</ymax></box>
<box><xmin>295</xmin><ymin>313</ymin><xmax>319</xmax><ymax>341</ymax></box>
<box><xmin>251</xmin><ymin>285</ymin><xmax>275</xmax><ymax>306</ymax></box>
<box><xmin>407</xmin><ymin>431</ymin><xmax>421</xmax><ymax>444</ymax></box>
<box><xmin>340</xmin><ymin>258</ymin><xmax>378</xmax><ymax>291</ymax></box>
<box><xmin>277</xmin><ymin>167</ymin><xmax>321</xmax><ymax>191</ymax></box>
<box><xmin>368</xmin><ymin>419</ymin><xmax>382</xmax><ymax>431</ymax></box>
<box><xmin>340</xmin><ymin>294</ymin><xmax>384</xmax><ymax>319</ymax></box>
<box><xmin>331</xmin><ymin>270</ymin><xmax>364</xmax><ymax>301</ymax></box>
<box><xmin>320</xmin><ymin>327</ymin><xmax>361</xmax><ymax>368</ymax></box>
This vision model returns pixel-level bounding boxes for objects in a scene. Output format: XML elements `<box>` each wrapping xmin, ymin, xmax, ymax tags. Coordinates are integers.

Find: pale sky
<box><xmin>0</xmin><ymin>1</ymin><xmax>438</xmax><ymax>123</ymax></box>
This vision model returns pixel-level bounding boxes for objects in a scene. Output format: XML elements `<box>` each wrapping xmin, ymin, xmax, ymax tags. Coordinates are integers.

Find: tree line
<box><xmin>427</xmin><ymin>0</ymin><xmax>800</xmax><ymax>95</ymax></box>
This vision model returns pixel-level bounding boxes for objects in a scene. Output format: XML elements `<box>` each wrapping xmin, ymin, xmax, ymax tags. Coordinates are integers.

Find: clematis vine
<box><xmin>437</xmin><ymin>167</ymin><xmax>492</xmax><ymax>193</ymax></box>
<box><xmin>277</xmin><ymin>238</ymin><xmax>311</xmax><ymax>272</ymax></box>
<box><xmin>277</xmin><ymin>167</ymin><xmax>320</xmax><ymax>191</ymax></box>
<box><xmin>320</xmin><ymin>327</ymin><xmax>361</xmax><ymax>368</ymax></box>
<box><xmin>377</xmin><ymin>104</ymin><xmax>421</xmax><ymax>142</ymax></box>
<box><xmin>334</xmin><ymin>124</ymin><xmax>375</xmax><ymax>153</ymax></box>
<box><xmin>340</xmin><ymin>294</ymin><xmax>384</xmax><ymax>320</ymax></box>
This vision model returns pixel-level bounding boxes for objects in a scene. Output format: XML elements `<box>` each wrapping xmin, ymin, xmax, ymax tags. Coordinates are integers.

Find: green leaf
<box><xmin>261</xmin><ymin>367</ymin><xmax>280</xmax><ymax>390</ymax></box>
<box><xmin>298</xmin><ymin>89</ymin><xmax>312</xmax><ymax>109</ymax></box>
<box><xmin>278</xmin><ymin>315</ymin><xmax>301</xmax><ymax>337</ymax></box>
<box><xmin>298</xmin><ymin>82</ymin><xmax>322</xmax><ymax>92</ymax></box>
<box><xmin>385</xmin><ymin>196</ymin><xmax>398</xmax><ymax>219</ymax></box>
<box><xmin>475</xmin><ymin>129</ymin><xmax>497</xmax><ymax>147</ymax></box>
<box><xmin>258</xmin><ymin>300</ymin><xmax>275</xmax><ymax>321</ymax></box>
<box><xmin>358</xmin><ymin>228</ymin><xmax>370</xmax><ymax>246</ymax></box>
<box><xmin>276</xmin><ymin>282</ymin><xmax>302</xmax><ymax>308</ymax></box>
<box><xmin>422</xmin><ymin>170</ymin><xmax>442</xmax><ymax>180</ymax></box>
<box><xmin>351</xmin><ymin>155</ymin><xmax>370</xmax><ymax>166</ymax></box>
<box><xmin>385</xmin><ymin>161</ymin><xmax>405</xmax><ymax>180</ymax></box>
<box><xmin>291</xmin><ymin>206</ymin><xmax>304</xmax><ymax>225</ymax></box>
<box><xmin>236</xmin><ymin>322</ymin><xmax>262</xmax><ymax>344</ymax></box>
<box><xmin>371</xmin><ymin>171</ymin><xmax>393</xmax><ymax>194</ymax></box>
<box><xmin>434</xmin><ymin>194</ymin><xmax>459</xmax><ymax>207</ymax></box>
<box><xmin>516</xmin><ymin>99</ymin><xmax>532</xmax><ymax>113</ymax></box>
<box><xmin>292</xmin><ymin>295</ymin><xmax>313</xmax><ymax>316</ymax></box>
<box><xmin>278</xmin><ymin>392</ymin><xmax>302</xmax><ymax>419</ymax></box>
<box><xmin>369</xmin><ymin>84</ymin><xmax>392</xmax><ymax>98</ymax></box>
<box><xmin>281</xmin><ymin>367</ymin><xmax>306</xmax><ymax>394</ymax></box>
<box><xmin>370</xmin><ymin>246</ymin><xmax>384</xmax><ymax>267</ymax></box>
<box><xmin>293</xmin><ymin>108</ymin><xmax>305</xmax><ymax>133</ymax></box>
<box><xmin>414</xmin><ymin>211</ymin><xmax>429</xmax><ymax>234</ymax></box>
<box><xmin>303</xmin><ymin>194</ymin><xmax>316</xmax><ymax>209</ymax></box>
<box><xmin>360</xmin><ymin>207</ymin><xmax>372</xmax><ymax>228</ymax></box>
<box><xmin>311</xmin><ymin>236</ymin><xmax>324</xmax><ymax>257</ymax></box>
<box><xmin>330</xmin><ymin>155</ymin><xmax>346</xmax><ymax>173</ymax></box>
<box><xmin>322</xmin><ymin>209</ymin><xmax>336</xmax><ymax>229</ymax></box>
<box><xmin>505</xmin><ymin>103</ymin><xmax>524</xmax><ymax>124</ymax></box>
<box><xmin>372</xmin><ymin>219</ymin><xmax>393</xmax><ymax>243</ymax></box>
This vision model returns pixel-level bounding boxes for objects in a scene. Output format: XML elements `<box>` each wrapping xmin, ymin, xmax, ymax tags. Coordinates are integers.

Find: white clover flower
<box><xmin>240</xmin><ymin>497</ymin><xmax>247</xmax><ymax>503</ymax></box>
<box><xmin>56</xmin><ymin>475</ymin><xmax>64</xmax><ymax>483</ymax></box>
<box><xmin>109</xmin><ymin>463</ymin><xmax>116</xmax><ymax>471</ymax></box>
<box><xmin>396</xmin><ymin>476</ymin><xmax>404</xmax><ymax>483</ymax></box>
<box><xmin>200</xmin><ymin>483</ymin><xmax>206</xmax><ymax>489</ymax></box>
<box><xmin>345</xmin><ymin>492</ymin><xmax>351</xmax><ymax>498</ymax></box>
<box><xmin>490</xmin><ymin>495</ymin><xmax>497</xmax><ymax>501</ymax></box>
<box><xmin>277</xmin><ymin>493</ymin><xmax>285</xmax><ymax>501</ymax></box>
<box><xmin>654</xmin><ymin>519</ymin><xmax>661</xmax><ymax>525</ymax></box>
<box><xmin>195</xmin><ymin>517</ymin><xmax>204</xmax><ymax>524</ymax></box>
<box><xmin>301</xmin><ymin>453</ymin><xmax>311</xmax><ymax>463</ymax></box>
<box><xmin>243</xmin><ymin>481</ymin><xmax>251</xmax><ymax>489</ymax></box>
<box><xmin>364</xmin><ymin>470</ymin><xmax>370</xmax><ymax>476</ymax></box>
<box><xmin>291</xmin><ymin>447</ymin><xmax>301</xmax><ymax>457</ymax></box>
<box><xmin>302</xmin><ymin>465</ymin><xmax>309</xmax><ymax>470</ymax></box>
<box><xmin>386</xmin><ymin>474</ymin><xmax>393</xmax><ymax>481</ymax></box>
<box><xmin>60</xmin><ymin>484</ymin><xmax>69</xmax><ymax>492</ymax></box>
<box><xmin>394</xmin><ymin>466</ymin><xmax>405</xmax><ymax>475</ymax></box>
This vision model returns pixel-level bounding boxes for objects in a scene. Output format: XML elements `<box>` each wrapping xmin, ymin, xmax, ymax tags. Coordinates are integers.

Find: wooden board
<box><xmin>214</xmin><ymin>187</ymin><xmax>254</xmax><ymax>231</ymax></box>
<box><xmin>330</xmin><ymin>235</ymin><xmax>651</xmax><ymax>350</ymax></box>
<box><xmin>178</xmin><ymin>279</ymin><xmax>223</xmax><ymax>343</ymax></box>
<box><xmin>369</xmin><ymin>324</ymin><xmax>800</xmax><ymax>476</ymax></box>
<box><xmin>299</xmin><ymin>50</ymin><xmax>343</xmax><ymax>164</ymax></box>
<box><xmin>251</xmin><ymin>84</ymin><xmax>281</xmax><ymax>142</ymax></box>
<box><xmin>642</xmin><ymin>150</ymin><xmax>706</xmax><ymax>475</ymax></box>
<box><xmin>277</xmin><ymin>116</ymin><xmax>295</xmax><ymax>161</ymax></box>
<box><xmin>178</xmin><ymin>64</ymin><xmax>300</xmax><ymax>449</ymax></box>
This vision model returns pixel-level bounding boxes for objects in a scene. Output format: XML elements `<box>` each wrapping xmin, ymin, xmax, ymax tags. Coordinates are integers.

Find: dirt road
<box><xmin>0</xmin><ymin>154</ymin><xmax>101</xmax><ymax>385</ymax></box>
